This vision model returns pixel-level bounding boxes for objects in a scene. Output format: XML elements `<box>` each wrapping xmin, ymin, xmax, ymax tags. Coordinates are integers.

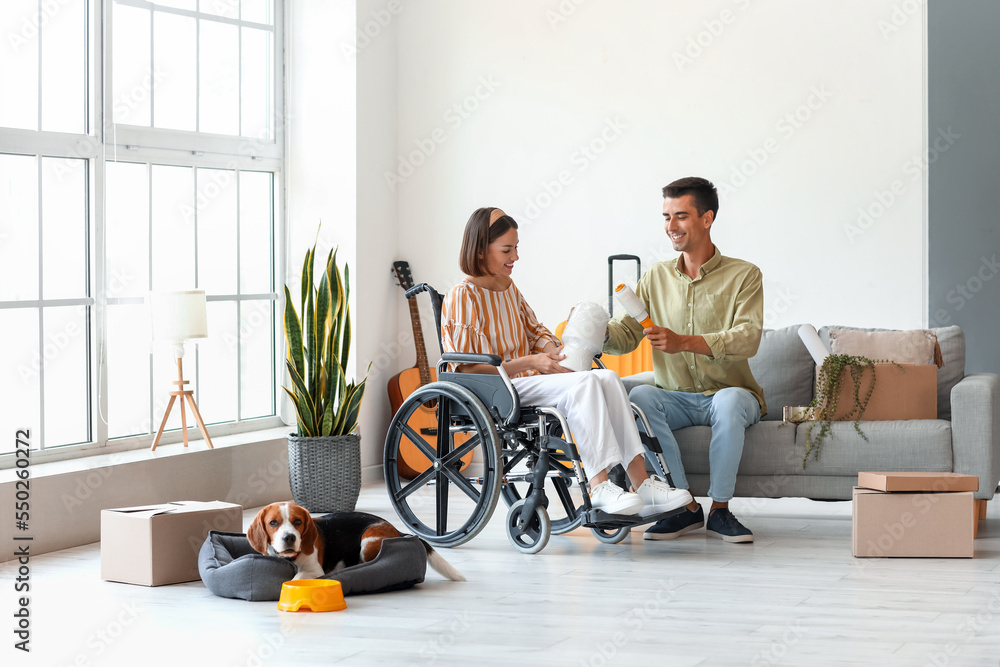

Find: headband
<box><xmin>489</xmin><ymin>208</ymin><xmax>506</xmax><ymax>226</ymax></box>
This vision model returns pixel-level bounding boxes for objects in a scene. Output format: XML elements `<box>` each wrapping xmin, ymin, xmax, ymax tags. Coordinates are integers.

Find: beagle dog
<box><xmin>246</xmin><ymin>502</ymin><xmax>464</xmax><ymax>582</ymax></box>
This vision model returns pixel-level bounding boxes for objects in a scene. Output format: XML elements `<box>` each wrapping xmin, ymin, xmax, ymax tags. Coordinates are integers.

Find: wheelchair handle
<box><xmin>404</xmin><ymin>283</ymin><xmax>432</xmax><ymax>300</ymax></box>
<box><xmin>404</xmin><ymin>282</ymin><xmax>446</xmax><ymax>350</ymax></box>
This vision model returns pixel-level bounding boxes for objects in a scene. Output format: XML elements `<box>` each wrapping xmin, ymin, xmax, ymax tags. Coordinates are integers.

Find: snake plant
<box><xmin>283</xmin><ymin>236</ymin><xmax>367</xmax><ymax>437</ymax></box>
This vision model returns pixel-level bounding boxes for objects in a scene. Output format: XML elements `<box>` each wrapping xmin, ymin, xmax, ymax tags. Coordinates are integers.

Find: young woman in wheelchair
<box><xmin>441</xmin><ymin>207</ymin><xmax>692</xmax><ymax>516</ymax></box>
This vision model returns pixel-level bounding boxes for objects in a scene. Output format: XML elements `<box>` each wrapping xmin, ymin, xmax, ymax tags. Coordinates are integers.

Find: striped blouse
<box><xmin>441</xmin><ymin>279</ymin><xmax>557</xmax><ymax>378</ymax></box>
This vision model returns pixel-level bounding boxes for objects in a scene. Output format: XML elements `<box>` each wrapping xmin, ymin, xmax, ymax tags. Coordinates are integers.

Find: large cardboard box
<box><xmin>852</xmin><ymin>472</ymin><xmax>977</xmax><ymax>558</ymax></box>
<box><xmin>101</xmin><ymin>501</ymin><xmax>243</xmax><ymax>586</ymax></box>
<box><xmin>821</xmin><ymin>363</ymin><xmax>937</xmax><ymax>421</ymax></box>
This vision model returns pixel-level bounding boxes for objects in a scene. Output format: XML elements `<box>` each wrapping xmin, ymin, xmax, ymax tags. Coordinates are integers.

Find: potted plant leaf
<box><xmin>283</xmin><ymin>233</ymin><xmax>368</xmax><ymax>512</ymax></box>
<box><xmin>802</xmin><ymin>353</ymin><xmax>886</xmax><ymax>467</ymax></box>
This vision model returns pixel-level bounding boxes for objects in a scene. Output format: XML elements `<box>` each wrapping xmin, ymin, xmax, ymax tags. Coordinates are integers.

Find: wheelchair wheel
<box><xmin>500</xmin><ymin>431</ymin><xmax>585</xmax><ymax>535</ymax></box>
<box><xmin>384</xmin><ymin>382</ymin><xmax>502</xmax><ymax>548</ymax></box>
<box><xmin>505</xmin><ymin>499</ymin><xmax>551</xmax><ymax>554</ymax></box>
<box><xmin>591</xmin><ymin>525</ymin><xmax>631</xmax><ymax>544</ymax></box>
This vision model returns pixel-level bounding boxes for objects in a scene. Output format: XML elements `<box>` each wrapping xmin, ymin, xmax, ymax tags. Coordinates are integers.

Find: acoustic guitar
<box><xmin>388</xmin><ymin>261</ymin><xmax>471</xmax><ymax>478</ymax></box>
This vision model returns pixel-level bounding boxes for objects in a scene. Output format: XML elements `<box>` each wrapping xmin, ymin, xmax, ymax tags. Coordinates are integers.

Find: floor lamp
<box><xmin>149</xmin><ymin>290</ymin><xmax>214</xmax><ymax>451</ymax></box>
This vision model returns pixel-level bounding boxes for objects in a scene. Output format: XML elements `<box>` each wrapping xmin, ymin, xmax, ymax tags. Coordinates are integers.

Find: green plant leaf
<box><xmin>285</xmin><ymin>360</ymin><xmax>316</xmax><ymax>436</ymax></box>
<box><xmin>320</xmin><ymin>401</ymin><xmax>334</xmax><ymax>437</ymax></box>
<box><xmin>281</xmin><ymin>386</ymin><xmax>312</xmax><ymax>437</ymax></box>
<box><xmin>306</xmin><ymin>277</ymin><xmax>318</xmax><ymax>401</ymax></box>
<box><xmin>339</xmin><ymin>381</ymin><xmax>366</xmax><ymax>435</ymax></box>
<box><xmin>300</xmin><ymin>245</ymin><xmax>313</xmax><ymax>321</ymax></box>
<box><xmin>283</xmin><ymin>285</ymin><xmax>305</xmax><ymax>380</ymax></box>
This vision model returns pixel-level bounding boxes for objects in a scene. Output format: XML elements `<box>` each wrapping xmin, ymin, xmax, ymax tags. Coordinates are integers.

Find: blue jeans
<box><xmin>629</xmin><ymin>386</ymin><xmax>761</xmax><ymax>503</ymax></box>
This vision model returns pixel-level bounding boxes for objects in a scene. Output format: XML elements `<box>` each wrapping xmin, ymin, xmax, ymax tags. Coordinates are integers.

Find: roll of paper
<box><xmin>797</xmin><ymin>324</ymin><xmax>829</xmax><ymax>366</ymax></box>
<box><xmin>614</xmin><ymin>284</ymin><xmax>654</xmax><ymax>328</ymax></box>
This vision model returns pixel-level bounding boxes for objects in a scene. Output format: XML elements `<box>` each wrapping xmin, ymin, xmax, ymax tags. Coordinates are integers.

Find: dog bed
<box><xmin>198</xmin><ymin>531</ymin><xmax>427</xmax><ymax>601</ymax></box>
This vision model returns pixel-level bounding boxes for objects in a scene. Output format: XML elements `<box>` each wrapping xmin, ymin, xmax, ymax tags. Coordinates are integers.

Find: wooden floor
<box><xmin>7</xmin><ymin>487</ymin><xmax>1000</xmax><ymax>666</ymax></box>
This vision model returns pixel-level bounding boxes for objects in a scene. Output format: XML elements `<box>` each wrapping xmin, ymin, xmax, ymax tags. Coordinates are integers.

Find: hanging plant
<box><xmin>802</xmin><ymin>354</ymin><xmax>892</xmax><ymax>467</ymax></box>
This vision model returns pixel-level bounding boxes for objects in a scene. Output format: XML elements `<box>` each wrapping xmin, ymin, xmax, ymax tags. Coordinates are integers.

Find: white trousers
<box><xmin>511</xmin><ymin>369</ymin><xmax>645</xmax><ymax>477</ymax></box>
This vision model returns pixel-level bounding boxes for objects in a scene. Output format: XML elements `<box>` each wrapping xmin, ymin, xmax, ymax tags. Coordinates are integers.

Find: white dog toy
<box><xmin>559</xmin><ymin>302</ymin><xmax>610</xmax><ymax>372</ymax></box>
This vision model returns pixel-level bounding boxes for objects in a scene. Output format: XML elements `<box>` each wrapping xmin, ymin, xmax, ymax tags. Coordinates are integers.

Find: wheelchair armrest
<box><xmin>440</xmin><ymin>352</ymin><xmax>503</xmax><ymax>366</ymax></box>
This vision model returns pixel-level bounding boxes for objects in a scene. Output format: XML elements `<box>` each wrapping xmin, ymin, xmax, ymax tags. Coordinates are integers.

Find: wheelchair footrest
<box><xmin>582</xmin><ymin>505</ymin><xmax>689</xmax><ymax>529</ymax></box>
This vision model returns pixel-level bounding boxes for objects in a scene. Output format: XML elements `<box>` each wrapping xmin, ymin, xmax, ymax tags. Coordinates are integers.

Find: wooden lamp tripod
<box><xmin>149</xmin><ymin>290</ymin><xmax>214</xmax><ymax>451</ymax></box>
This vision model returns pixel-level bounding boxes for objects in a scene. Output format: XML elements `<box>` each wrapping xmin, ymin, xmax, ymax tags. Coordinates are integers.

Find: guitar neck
<box><xmin>407</xmin><ymin>298</ymin><xmax>432</xmax><ymax>385</ymax></box>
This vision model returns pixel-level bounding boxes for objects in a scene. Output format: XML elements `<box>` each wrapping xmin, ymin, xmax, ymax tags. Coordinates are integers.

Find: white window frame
<box><xmin>0</xmin><ymin>0</ymin><xmax>287</xmax><ymax>468</ymax></box>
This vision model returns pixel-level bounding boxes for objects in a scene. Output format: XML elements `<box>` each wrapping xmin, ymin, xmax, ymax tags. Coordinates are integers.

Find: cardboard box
<box><xmin>858</xmin><ymin>471</ymin><xmax>979</xmax><ymax>493</ymax></box>
<box><xmin>820</xmin><ymin>363</ymin><xmax>937</xmax><ymax>421</ymax></box>
<box><xmin>101</xmin><ymin>501</ymin><xmax>243</xmax><ymax>586</ymax></box>
<box><xmin>852</xmin><ymin>471</ymin><xmax>976</xmax><ymax>557</ymax></box>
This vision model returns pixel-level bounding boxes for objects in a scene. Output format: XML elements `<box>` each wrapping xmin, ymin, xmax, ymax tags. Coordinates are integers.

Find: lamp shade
<box><xmin>149</xmin><ymin>290</ymin><xmax>208</xmax><ymax>342</ymax></box>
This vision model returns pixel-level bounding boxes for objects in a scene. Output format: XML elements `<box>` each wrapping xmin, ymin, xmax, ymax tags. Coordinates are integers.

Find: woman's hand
<box><xmin>532</xmin><ymin>346</ymin><xmax>571</xmax><ymax>374</ymax></box>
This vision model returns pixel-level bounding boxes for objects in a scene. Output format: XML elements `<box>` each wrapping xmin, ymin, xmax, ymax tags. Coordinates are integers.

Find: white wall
<box><xmin>388</xmin><ymin>0</ymin><xmax>926</xmax><ymax>334</ymax></box>
<box><xmin>289</xmin><ymin>0</ymin><xmax>926</xmax><ymax>473</ymax></box>
<box><xmin>287</xmin><ymin>0</ymin><xmax>400</xmax><ymax>480</ymax></box>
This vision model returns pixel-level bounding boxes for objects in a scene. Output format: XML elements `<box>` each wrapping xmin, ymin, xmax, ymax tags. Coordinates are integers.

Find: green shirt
<box><xmin>604</xmin><ymin>247</ymin><xmax>767</xmax><ymax>416</ymax></box>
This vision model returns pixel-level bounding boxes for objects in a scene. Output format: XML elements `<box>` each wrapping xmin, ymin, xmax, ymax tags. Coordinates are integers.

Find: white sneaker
<box><xmin>636</xmin><ymin>476</ymin><xmax>693</xmax><ymax>514</ymax></box>
<box><xmin>590</xmin><ymin>480</ymin><xmax>643</xmax><ymax>515</ymax></box>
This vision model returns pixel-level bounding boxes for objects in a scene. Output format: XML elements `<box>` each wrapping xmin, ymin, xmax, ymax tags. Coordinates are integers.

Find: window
<box><xmin>0</xmin><ymin>0</ymin><xmax>284</xmax><ymax>462</ymax></box>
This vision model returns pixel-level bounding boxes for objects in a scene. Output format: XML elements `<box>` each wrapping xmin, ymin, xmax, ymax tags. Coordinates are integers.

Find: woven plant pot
<box><xmin>287</xmin><ymin>434</ymin><xmax>361</xmax><ymax>513</ymax></box>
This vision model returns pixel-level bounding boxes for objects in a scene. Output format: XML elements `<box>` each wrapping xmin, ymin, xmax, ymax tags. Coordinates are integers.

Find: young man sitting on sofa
<box><xmin>603</xmin><ymin>176</ymin><xmax>766</xmax><ymax>543</ymax></box>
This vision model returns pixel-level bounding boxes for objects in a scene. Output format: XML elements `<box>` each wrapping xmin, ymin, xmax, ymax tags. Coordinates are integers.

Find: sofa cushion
<box><xmin>792</xmin><ymin>419</ymin><xmax>953</xmax><ymax>475</ymax></box>
<box><xmin>674</xmin><ymin>421</ymin><xmax>801</xmax><ymax>477</ymax></box>
<box><xmin>748</xmin><ymin>325</ymin><xmax>815</xmax><ymax>421</ymax></box>
<box><xmin>818</xmin><ymin>325</ymin><xmax>965</xmax><ymax>420</ymax></box>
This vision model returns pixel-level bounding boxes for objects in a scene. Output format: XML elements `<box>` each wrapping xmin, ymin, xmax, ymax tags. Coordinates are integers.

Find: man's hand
<box><xmin>643</xmin><ymin>326</ymin><xmax>713</xmax><ymax>356</ymax></box>
<box><xmin>643</xmin><ymin>325</ymin><xmax>685</xmax><ymax>353</ymax></box>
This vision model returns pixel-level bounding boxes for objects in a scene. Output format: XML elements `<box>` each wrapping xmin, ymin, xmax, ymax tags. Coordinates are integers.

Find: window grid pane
<box><xmin>41</xmin><ymin>0</ymin><xmax>87</xmax><ymax>134</ymax></box>
<box><xmin>42</xmin><ymin>157</ymin><xmax>89</xmax><ymax>300</ymax></box>
<box><xmin>0</xmin><ymin>0</ymin><xmax>41</xmax><ymax>130</ymax></box>
<box><xmin>42</xmin><ymin>305</ymin><xmax>90</xmax><ymax>447</ymax></box>
<box><xmin>112</xmin><ymin>3</ymin><xmax>152</xmax><ymax>127</ymax></box>
<box><xmin>0</xmin><ymin>154</ymin><xmax>39</xmax><ymax>301</ymax></box>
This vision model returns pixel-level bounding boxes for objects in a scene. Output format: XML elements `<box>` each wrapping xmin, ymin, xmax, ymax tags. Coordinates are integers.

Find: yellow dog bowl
<box><xmin>277</xmin><ymin>579</ymin><xmax>346</xmax><ymax>612</ymax></box>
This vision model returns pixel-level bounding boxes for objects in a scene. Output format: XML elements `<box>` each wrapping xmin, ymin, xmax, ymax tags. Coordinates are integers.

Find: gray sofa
<box><xmin>623</xmin><ymin>325</ymin><xmax>1000</xmax><ymax>501</ymax></box>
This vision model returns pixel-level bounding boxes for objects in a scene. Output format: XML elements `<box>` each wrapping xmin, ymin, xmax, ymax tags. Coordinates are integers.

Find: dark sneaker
<box><xmin>706</xmin><ymin>508</ymin><xmax>754</xmax><ymax>543</ymax></box>
<box><xmin>644</xmin><ymin>504</ymin><xmax>704</xmax><ymax>540</ymax></box>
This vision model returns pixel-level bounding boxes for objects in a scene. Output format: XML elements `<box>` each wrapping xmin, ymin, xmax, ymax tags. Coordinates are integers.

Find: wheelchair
<box><xmin>382</xmin><ymin>283</ymin><xmax>685</xmax><ymax>554</ymax></box>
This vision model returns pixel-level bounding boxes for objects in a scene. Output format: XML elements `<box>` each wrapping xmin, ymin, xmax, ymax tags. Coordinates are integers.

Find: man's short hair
<box><xmin>459</xmin><ymin>207</ymin><xmax>519</xmax><ymax>276</ymax></box>
<box><xmin>662</xmin><ymin>177</ymin><xmax>719</xmax><ymax>219</ymax></box>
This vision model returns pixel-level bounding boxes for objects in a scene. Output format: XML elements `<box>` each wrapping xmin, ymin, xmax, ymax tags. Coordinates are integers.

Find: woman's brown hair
<box><xmin>459</xmin><ymin>207</ymin><xmax>518</xmax><ymax>276</ymax></box>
